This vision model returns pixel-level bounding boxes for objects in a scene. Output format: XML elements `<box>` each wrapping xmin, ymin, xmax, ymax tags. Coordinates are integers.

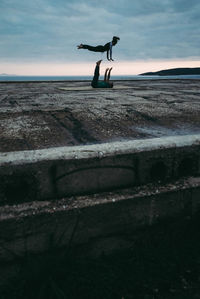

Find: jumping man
<box><xmin>77</xmin><ymin>36</ymin><xmax>120</xmax><ymax>61</ymax></box>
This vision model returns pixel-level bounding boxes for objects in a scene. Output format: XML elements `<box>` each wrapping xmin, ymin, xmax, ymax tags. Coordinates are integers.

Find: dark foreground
<box><xmin>1</xmin><ymin>214</ymin><xmax>200</xmax><ymax>299</ymax></box>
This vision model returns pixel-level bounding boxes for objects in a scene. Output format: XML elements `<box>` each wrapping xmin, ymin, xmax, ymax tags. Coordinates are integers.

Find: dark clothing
<box><xmin>82</xmin><ymin>42</ymin><xmax>110</xmax><ymax>53</ymax></box>
<box><xmin>80</xmin><ymin>37</ymin><xmax>119</xmax><ymax>60</ymax></box>
<box><xmin>91</xmin><ymin>65</ymin><xmax>112</xmax><ymax>88</ymax></box>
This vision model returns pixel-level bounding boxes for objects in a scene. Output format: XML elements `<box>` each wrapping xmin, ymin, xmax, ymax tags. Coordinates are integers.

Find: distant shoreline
<box><xmin>2</xmin><ymin>67</ymin><xmax>200</xmax><ymax>79</ymax></box>
<box><xmin>1</xmin><ymin>74</ymin><xmax>200</xmax><ymax>82</ymax></box>
<box><xmin>140</xmin><ymin>67</ymin><xmax>200</xmax><ymax>76</ymax></box>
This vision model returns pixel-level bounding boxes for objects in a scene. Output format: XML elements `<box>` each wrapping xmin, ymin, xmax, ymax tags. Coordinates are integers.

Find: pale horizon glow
<box><xmin>1</xmin><ymin>0</ymin><xmax>200</xmax><ymax>74</ymax></box>
<box><xmin>1</xmin><ymin>59</ymin><xmax>200</xmax><ymax>76</ymax></box>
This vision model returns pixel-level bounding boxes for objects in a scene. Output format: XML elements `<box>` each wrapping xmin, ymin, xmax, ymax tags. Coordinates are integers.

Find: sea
<box><xmin>1</xmin><ymin>75</ymin><xmax>200</xmax><ymax>82</ymax></box>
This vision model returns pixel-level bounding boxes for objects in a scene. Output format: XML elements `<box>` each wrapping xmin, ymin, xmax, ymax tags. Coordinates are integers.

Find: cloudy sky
<box><xmin>1</xmin><ymin>0</ymin><xmax>200</xmax><ymax>75</ymax></box>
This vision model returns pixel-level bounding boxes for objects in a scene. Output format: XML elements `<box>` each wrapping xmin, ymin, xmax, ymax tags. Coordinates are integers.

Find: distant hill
<box><xmin>140</xmin><ymin>67</ymin><xmax>200</xmax><ymax>76</ymax></box>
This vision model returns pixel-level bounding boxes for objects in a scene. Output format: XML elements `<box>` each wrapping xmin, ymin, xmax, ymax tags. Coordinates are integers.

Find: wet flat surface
<box><xmin>0</xmin><ymin>79</ymin><xmax>200</xmax><ymax>152</ymax></box>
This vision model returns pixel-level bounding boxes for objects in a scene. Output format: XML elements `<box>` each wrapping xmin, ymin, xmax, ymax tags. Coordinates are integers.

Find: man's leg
<box><xmin>91</xmin><ymin>60</ymin><xmax>102</xmax><ymax>87</ymax></box>
<box><xmin>107</xmin><ymin>67</ymin><xmax>113</xmax><ymax>81</ymax></box>
<box><xmin>77</xmin><ymin>44</ymin><xmax>105</xmax><ymax>52</ymax></box>
<box><xmin>104</xmin><ymin>68</ymin><xmax>109</xmax><ymax>82</ymax></box>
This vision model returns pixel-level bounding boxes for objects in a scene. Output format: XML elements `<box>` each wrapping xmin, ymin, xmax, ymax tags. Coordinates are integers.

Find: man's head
<box><xmin>112</xmin><ymin>36</ymin><xmax>120</xmax><ymax>46</ymax></box>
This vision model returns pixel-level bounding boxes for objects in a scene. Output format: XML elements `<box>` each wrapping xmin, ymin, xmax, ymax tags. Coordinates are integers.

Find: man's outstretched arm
<box><xmin>109</xmin><ymin>42</ymin><xmax>114</xmax><ymax>61</ymax></box>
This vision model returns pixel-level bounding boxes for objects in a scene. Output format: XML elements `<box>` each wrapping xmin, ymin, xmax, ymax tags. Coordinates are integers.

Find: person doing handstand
<box><xmin>77</xmin><ymin>36</ymin><xmax>120</xmax><ymax>61</ymax></box>
<box><xmin>91</xmin><ymin>60</ymin><xmax>113</xmax><ymax>88</ymax></box>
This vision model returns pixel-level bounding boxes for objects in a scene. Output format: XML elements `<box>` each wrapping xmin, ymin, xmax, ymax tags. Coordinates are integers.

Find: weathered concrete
<box><xmin>0</xmin><ymin>134</ymin><xmax>200</xmax><ymax>204</ymax></box>
<box><xmin>0</xmin><ymin>80</ymin><xmax>200</xmax><ymax>285</ymax></box>
<box><xmin>0</xmin><ymin>134</ymin><xmax>200</xmax><ymax>265</ymax></box>
<box><xmin>1</xmin><ymin>176</ymin><xmax>200</xmax><ymax>263</ymax></box>
<box><xmin>0</xmin><ymin>79</ymin><xmax>200</xmax><ymax>152</ymax></box>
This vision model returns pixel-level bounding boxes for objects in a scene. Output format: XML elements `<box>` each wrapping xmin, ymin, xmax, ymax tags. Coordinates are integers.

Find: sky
<box><xmin>0</xmin><ymin>0</ymin><xmax>200</xmax><ymax>76</ymax></box>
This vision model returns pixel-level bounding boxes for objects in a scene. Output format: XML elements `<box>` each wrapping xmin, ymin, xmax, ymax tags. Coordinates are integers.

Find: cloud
<box><xmin>0</xmin><ymin>0</ymin><xmax>199</xmax><ymax>63</ymax></box>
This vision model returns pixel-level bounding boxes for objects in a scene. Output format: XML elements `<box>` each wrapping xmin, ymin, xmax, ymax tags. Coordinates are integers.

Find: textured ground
<box><xmin>0</xmin><ymin>79</ymin><xmax>200</xmax><ymax>152</ymax></box>
<box><xmin>1</xmin><ymin>79</ymin><xmax>200</xmax><ymax>299</ymax></box>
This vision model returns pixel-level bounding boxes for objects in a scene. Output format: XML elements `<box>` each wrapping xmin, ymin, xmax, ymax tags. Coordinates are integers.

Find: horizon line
<box><xmin>1</xmin><ymin>59</ymin><xmax>200</xmax><ymax>76</ymax></box>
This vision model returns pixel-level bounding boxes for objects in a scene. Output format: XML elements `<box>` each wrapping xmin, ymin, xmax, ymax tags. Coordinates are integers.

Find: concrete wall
<box><xmin>0</xmin><ymin>134</ymin><xmax>200</xmax><ymax>205</ymax></box>
<box><xmin>0</xmin><ymin>176</ymin><xmax>200</xmax><ymax>264</ymax></box>
<box><xmin>0</xmin><ymin>135</ymin><xmax>200</xmax><ymax>284</ymax></box>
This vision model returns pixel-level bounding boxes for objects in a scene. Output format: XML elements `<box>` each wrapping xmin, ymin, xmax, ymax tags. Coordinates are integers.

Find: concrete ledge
<box><xmin>0</xmin><ymin>135</ymin><xmax>200</xmax><ymax>204</ymax></box>
<box><xmin>0</xmin><ymin>177</ymin><xmax>200</xmax><ymax>262</ymax></box>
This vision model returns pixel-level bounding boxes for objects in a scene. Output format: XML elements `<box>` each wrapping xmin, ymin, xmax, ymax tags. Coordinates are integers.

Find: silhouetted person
<box><xmin>77</xmin><ymin>36</ymin><xmax>120</xmax><ymax>61</ymax></box>
<box><xmin>91</xmin><ymin>60</ymin><xmax>113</xmax><ymax>88</ymax></box>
